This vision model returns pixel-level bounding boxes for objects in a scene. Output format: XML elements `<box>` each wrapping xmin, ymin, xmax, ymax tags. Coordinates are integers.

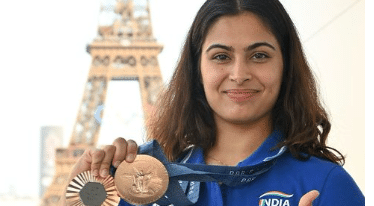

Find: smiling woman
<box><xmin>200</xmin><ymin>12</ymin><xmax>284</xmax><ymax>164</ymax></box>
<box><xmin>60</xmin><ymin>0</ymin><xmax>364</xmax><ymax>205</ymax></box>
<box><xmin>143</xmin><ymin>0</ymin><xmax>364</xmax><ymax>205</ymax></box>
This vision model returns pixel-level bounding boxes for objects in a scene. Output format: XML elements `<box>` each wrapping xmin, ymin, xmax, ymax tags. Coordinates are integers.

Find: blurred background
<box><xmin>0</xmin><ymin>0</ymin><xmax>367</xmax><ymax>205</ymax></box>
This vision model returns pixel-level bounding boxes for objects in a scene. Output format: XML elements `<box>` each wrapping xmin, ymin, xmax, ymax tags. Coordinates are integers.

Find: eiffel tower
<box><xmin>40</xmin><ymin>0</ymin><xmax>163</xmax><ymax>205</ymax></box>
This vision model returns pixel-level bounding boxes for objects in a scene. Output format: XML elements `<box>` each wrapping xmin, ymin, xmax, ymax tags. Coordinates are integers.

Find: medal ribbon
<box><xmin>111</xmin><ymin>136</ymin><xmax>286</xmax><ymax>206</ymax></box>
<box><xmin>139</xmin><ymin>140</ymin><xmax>285</xmax><ymax>206</ymax></box>
<box><xmin>111</xmin><ymin>130</ymin><xmax>286</xmax><ymax>206</ymax></box>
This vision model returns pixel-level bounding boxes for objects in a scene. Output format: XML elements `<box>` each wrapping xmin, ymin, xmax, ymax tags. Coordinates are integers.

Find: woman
<box><xmin>62</xmin><ymin>0</ymin><xmax>364</xmax><ymax>205</ymax></box>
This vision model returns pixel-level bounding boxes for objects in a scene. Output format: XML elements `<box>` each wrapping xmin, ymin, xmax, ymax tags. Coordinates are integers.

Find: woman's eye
<box><xmin>213</xmin><ymin>54</ymin><xmax>229</xmax><ymax>61</ymax></box>
<box><xmin>252</xmin><ymin>53</ymin><xmax>269</xmax><ymax>61</ymax></box>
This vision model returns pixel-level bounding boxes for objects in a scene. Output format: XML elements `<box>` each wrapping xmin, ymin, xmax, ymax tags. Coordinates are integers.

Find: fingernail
<box><xmin>101</xmin><ymin>169</ymin><xmax>108</xmax><ymax>177</ymax></box>
<box><xmin>114</xmin><ymin>161</ymin><xmax>121</xmax><ymax>168</ymax></box>
<box><xmin>126</xmin><ymin>154</ymin><xmax>134</xmax><ymax>162</ymax></box>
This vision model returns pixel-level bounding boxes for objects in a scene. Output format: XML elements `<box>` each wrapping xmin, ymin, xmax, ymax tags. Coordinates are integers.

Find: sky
<box><xmin>0</xmin><ymin>0</ymin><xmax>369</xmax><ymax>201</ymax></box>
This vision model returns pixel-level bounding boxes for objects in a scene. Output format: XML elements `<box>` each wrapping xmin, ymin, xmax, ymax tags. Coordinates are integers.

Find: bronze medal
<box><xmin>66</xmin><ymin>171</ymin><xmax>120</xmax><ymax>206</ymax></box>
<box><xmin>114</xmin><ymin>155</ymin><xmax>169</xmax><ymax>205</ymax></box>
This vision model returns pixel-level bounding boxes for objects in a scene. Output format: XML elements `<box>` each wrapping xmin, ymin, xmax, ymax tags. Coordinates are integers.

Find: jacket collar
<box><xmin>182</xmin><ymin>129</ymin><xmax>286</xmax><ymax>166</ymax></box>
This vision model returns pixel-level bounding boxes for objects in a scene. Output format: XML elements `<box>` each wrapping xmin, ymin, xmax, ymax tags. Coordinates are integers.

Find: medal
<box><xmin>66</xmin><ymin>130</ymin><xmax>286</xmax><ymax>206</ymax></box>
<box><xmin>66</xmin><ymin>171</ymin><xmax>120</xmax><ymax>206</ymax></box>
<box><xmin>115</xmin><ymin>155</ymin><xmax>169</xmax><ymax>205</ymax></box>
<box><xmin>65</xmin><ymin>155</ymin><xmax>168</xmax><ymax>206</ymax></box>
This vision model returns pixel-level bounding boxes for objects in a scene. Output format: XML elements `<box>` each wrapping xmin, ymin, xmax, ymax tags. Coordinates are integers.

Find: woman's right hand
<box><xmin>69</xmin><ymin>137</ymin><xmax>138</xmax><ymax>180</ymax></box>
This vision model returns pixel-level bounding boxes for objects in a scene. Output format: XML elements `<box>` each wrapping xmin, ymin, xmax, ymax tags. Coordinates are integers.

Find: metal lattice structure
<box><xmin>40</xmin><ymin>1</ymin><xmax>163</xmax><ymax>205</ymax></box>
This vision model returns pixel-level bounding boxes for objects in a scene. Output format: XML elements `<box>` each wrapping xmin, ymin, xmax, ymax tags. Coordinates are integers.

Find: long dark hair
<box><xmin>148</xmin><ymin>0</ymin><xmax>345</xmax><ymax>165</ymax></box>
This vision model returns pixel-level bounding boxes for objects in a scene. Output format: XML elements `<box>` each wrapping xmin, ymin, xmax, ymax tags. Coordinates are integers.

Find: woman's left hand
<box><xmin>298</xmin><ymin>190</ymin><xmax>319</xmax><ymax>206</ymax></box>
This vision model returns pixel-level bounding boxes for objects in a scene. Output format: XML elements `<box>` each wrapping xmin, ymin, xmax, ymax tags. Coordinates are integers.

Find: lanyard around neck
<box><xmin>111</xmin><ymin>139</ymin><xmax>287</xmax><ymax>206</ymax></box>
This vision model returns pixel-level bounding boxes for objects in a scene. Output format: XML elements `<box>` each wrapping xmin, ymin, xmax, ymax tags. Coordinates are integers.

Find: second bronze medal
<box><xmin>114</xmin><ymin>155</ymin><xmax>169</xmax><ymax>205</ymax></box>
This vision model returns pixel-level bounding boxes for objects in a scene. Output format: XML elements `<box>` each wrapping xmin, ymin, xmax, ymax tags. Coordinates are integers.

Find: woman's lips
<box><xmin>224</xmin><ymin>89</ymin><xmax>259</xmax><ymax>102</ymax></box>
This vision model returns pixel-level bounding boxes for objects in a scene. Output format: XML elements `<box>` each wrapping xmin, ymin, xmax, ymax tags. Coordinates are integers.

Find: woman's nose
<box><xmin>229</xmin><ymin>59</ymin><xmax>252</xmax><ymax>84</ymax></box>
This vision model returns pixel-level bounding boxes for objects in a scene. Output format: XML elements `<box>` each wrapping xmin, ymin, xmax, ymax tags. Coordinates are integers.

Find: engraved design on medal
<box><xmin>115</xmin><ymin>155</ymin><xmax>169</xmax><ymax>205</ymax></box>
<box><xmin>125</xmin><ymin>164</ymin><xmax>164</xmax><ymax>196</ymax></box>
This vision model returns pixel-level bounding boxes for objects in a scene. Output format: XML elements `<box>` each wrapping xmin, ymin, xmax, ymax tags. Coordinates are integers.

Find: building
<box><xmin>39</xmin><ymin>126</ymin><xmax>63</xmax><ymax>198</ymax></box>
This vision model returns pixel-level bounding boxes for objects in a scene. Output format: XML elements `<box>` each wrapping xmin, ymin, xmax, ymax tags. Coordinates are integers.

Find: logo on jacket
<box><xmin>259</xmin><ymin>191</ymin><xmax>293</xmax><ymax>206</ymax></box>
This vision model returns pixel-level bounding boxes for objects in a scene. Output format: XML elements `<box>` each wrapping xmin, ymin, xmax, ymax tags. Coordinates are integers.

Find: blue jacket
<box><xmin>119</xmin><ymin>131</ymin><xmax>364</xmax><ymax>205</ymax></box>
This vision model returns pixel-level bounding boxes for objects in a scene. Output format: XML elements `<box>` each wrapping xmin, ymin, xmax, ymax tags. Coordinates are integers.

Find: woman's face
<box><xmin>200</xmin><ymin>12</ymin><xmax>283</xmax><ymax>126</ymax></box>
